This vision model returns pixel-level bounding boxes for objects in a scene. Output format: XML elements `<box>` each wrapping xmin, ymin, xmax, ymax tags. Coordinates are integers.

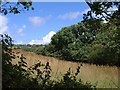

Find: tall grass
<box><xmin>12</xmin><ymin>49</ymin><xmax>119</xmax><ymax>88</ymax></box>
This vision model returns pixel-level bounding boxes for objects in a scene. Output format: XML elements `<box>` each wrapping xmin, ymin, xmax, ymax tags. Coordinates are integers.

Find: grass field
<box><xmin>12</xmin><ymin>49</ymin><xmax>119</xmax><ymax>88</ymax></box>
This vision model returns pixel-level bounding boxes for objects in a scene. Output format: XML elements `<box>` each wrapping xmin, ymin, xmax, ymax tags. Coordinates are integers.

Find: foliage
<box><xmin>1</xmin><ymin>0</ymin><xmax>34</xmax><ymax>15</ymax></box>
<box><xmin>21</xmin><ymin>20</ymin><xmax>120</xmax><ymax>66</ymax></box>
<box><xmin>84</xmin><ymin>1</ymin><xmax>120</xmax><ymax>24</ymax></box>
<box><xmin>1</xmin><ymin>1</ymin><xmax>119</xmax><ymax>89</ymax></box>
<box><xmin>82</xmin><ymin>1</ymin><xmax>120</xmax><ymax>66</ymax></box>
<box><xmin>27</xmin><ymin>61</ymin><xmax>95</xmax><ymax>89</ymax></box>
<box><xmin>1</xmin><ymin>34</ymin><xmax>34</xmax><ymax>88</ymax></box>
<box><xmin>47</xmin><ymin>66</ymin><xmax>95</xmax><ymax>90</ymax></box>
<box><xmin>1</xmin><ymin>34</ymin><xmax>95</xmax><ymax>89</ymax></box>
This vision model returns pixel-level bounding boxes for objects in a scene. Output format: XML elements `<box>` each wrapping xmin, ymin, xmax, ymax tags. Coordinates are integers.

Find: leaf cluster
<box><xmin>1</xmin><ymin>0</ymin><xmax>34</xmax><ymax>15</ymax></box>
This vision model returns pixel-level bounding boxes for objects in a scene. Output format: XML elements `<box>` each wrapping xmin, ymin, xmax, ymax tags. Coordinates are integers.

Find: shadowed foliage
<box><xmin>1</xmin><ymin>34</ymin><xmax>95</xmax><ymax>89</ymax></box>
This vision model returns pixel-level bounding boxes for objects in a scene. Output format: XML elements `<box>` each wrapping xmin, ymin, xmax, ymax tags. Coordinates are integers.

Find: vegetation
<box><xmin>14</xmin><ymin>2</ymin><xmax>119</xmax><ymax>67</ymax></box>
<box><xmin>1</xmin><ymin>0</ymin><xmax>34</xmax><ymax>15</ymax></box>
<box><xmin>1</xmin><ymin>1</ymin><xmax>120</xmax><ymax>89</ymax></box>
<box><xmin>20</xmin><ymin>20</ymin><xmax>120</xmax><ymax>66</ymax></box>
<box><xmin>1</xmin><ymin>34</ymin><xmax>95</xmax><ymax>89</ymax></box>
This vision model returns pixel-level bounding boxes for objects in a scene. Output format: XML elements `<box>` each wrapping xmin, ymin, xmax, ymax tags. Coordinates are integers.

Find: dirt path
<box><xmin>12</xmin><ymin>49</ymin><xmax>119</xmax><ymax>88</ymax></box>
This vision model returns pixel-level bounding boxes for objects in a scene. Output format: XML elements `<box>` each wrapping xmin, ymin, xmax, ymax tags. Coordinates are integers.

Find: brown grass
<box><xmin>12</xmin><ymin>49</ymin><xmax>119</xmax><ymax>88</ymax></box>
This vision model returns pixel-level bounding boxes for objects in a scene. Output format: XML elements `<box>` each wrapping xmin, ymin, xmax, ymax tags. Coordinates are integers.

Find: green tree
<box><xmin>84</xmin><ymin>1</ymin><xmax>120</xmax><ymax>20</ymax></box>
<box><xmin>81</xmin><ymin>1</ymin><xmax>120</xmax><ymax>66</ymax></box>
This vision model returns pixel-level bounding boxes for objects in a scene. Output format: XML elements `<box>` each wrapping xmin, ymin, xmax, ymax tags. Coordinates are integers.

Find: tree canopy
<box><xmin>84</xmin><ymin>1</ymin><xmax>120</xmax><ymax>20</ymax></box>
<box><xmin>83</xmin><ymin>1</ymin><xmax>120</xmax><ymax>27</ymax></box>
<box><xmin>21</xmin><ymin>20</ymin><xmax>119</xmax><ymax>66</ymax></box>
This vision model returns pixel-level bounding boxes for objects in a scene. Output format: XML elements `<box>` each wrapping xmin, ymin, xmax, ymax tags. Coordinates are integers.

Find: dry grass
<box><xmin>12</xmin><ymin>49</ymin><xmax>119</xmax><ymax>88</ymax></box>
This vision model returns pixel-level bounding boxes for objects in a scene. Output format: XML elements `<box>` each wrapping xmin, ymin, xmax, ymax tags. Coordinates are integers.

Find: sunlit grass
<box><xmin>12</xmin><ymin>49</ymin><xmax>119</xmax><ymax>88</ymax></box>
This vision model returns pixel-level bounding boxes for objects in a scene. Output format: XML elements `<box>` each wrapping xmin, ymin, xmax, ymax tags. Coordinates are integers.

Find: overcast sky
<box><xmin>0</xmin><ymin>2</ymin><xmax>90</xmax><ymax>45</ymax></box>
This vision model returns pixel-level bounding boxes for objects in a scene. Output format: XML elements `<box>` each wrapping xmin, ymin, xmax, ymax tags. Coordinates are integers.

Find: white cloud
<box><xmin>17</xmin><ymin>25</ymin><xmax>26</xmax><ymax>36</ymax></box>
<box><xmin>17</xmin><ymin>28</ymin><xmax>24</xmax><ymax>36</ymax></box>
<box><xmin>22</xmin><ymin>25</ymin><xmax>26</xmax><ymax>28</ymax></box>
<box><xmin>58</xmin><ymin>12</ymin><xmax>81</xmax><ymax>20</ymax></box>
<box><xmin>0</xmin><ymin>15</ymin><xmax>8</xmax><ymax>34</ymax></box>
<box><xmin>42</xmin><ymin>31</ymin><xmax>56</xmax><ymax>44</ymax></box>
<box><xmin>15</xmin><ymin>41</ymin><xmax>23</xmax><ymax>44</ymax></box>
<box><xmin>29</xmin><ymin>16</ymin><xmax>51</xmax><ymax>27</ymax></box>
<box><xmin>29</xmin><ymin>31</ymin><xmax>56</xmax><ymax>45</ymax></box>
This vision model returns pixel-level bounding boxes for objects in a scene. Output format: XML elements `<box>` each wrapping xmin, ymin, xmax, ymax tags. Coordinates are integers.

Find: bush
<box><xmin>2</xmin><ymin>34</ymin><xmax>96</xmax><ymax>89</ymax></box>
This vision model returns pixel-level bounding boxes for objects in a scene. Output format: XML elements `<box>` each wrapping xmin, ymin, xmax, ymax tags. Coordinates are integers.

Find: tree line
<box><xmin>21</xmin><ymin>19</ymin><xmax>120</xmax><ymax>66</ymax></box>
<box><xmin>1</xmin><ymin>1</ymin><xmax>120</xmax><ymax>89</ymax></box>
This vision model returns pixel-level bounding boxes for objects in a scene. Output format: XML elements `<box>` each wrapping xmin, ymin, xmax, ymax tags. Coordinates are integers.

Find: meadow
<box><xmin>12</xmin><ymin>49</ymin><xmax>119</xmax><ymax>88</ymax></box>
